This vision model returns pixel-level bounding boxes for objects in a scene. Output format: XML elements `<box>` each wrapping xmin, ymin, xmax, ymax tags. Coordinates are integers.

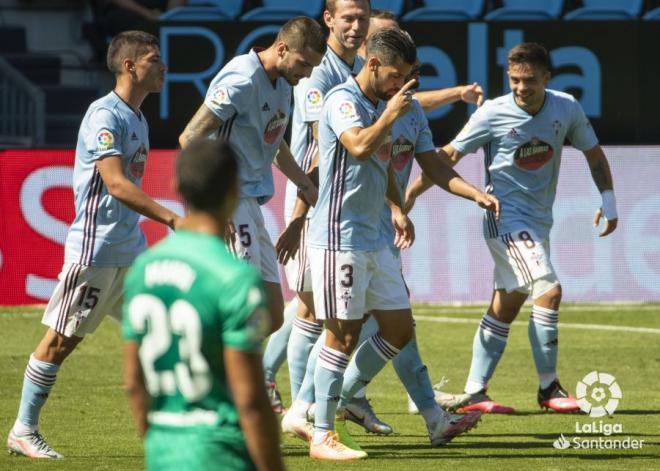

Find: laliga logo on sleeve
<box><xmin>96</xmin><ymin>130</ymin><xmax>114</xmax><ymax>151</ymax></box>
<box><xmin>211</xmin><ymin>86</ymin><xmax>229</xmax><ymax>106</ymax></box>
<box><xmin>306</xmin><ymin>88</ymin><xmax>323</xmax><ymax>112</ymax></box>
<box><xmin>576</xmin><ymin>371</ymin><xmax>622</xmax><ymax>417</ymax></box>
<box><xmin>338</xmin><ymin>101</ymin><xmax>357</xmax><ymax>120</ymax></box>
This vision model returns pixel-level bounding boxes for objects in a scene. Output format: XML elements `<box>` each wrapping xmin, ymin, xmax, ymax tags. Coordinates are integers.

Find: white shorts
<box><xmin>228</xmin><ymin>198</ymin><xmax>280</xmax><ymax>284</ymax></box>
<box><xmin>42</xmin><ymin>263</ymin><xmax>127</xmax><ymax>338</ymax></box>
<box><xmin>308</xmin><ymin>246</ymin><xmax>410</xmax><ymax>320</ymax></box>
<box><xmin>283</xmin><ymin>219</ymin><xmax>312</xmax><ymax>293</ymax></box>
<box><xmin>486</xmin><ymin>229</ymin><xmax>560</xmax><ymax>298</ymax></box>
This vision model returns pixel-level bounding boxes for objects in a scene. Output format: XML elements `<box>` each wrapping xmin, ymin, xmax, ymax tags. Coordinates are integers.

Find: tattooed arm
<box><xmin>179</xmin><ymin>104</ymin><xmax>224</xmax><ymax>149</ymax></box>
<box><xmin>583</xmin><ymin>145</ymin><xmax>618</xmax><ymax>237</ymax></box>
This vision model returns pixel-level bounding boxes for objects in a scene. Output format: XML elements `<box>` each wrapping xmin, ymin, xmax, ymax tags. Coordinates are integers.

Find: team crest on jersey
<box><xmin>305</xmin><ymin>88</ymin><xmax>323</xmax><ymax>113</ymax></box>
<box><xmin>129</xmin><ymin>144</ymin><xmax>148</xmax><ymax>178</ymax></box>
<box><xmin>210</xmin><ymin>86</ymin><xmax>230</xmax><ymax>106</ymax></box>
<box><xmin>514</xmin><ymin>137</ymin><xmax>554</xmax><ymax>170</ymax></box>
<box><xmin>96</xmin><ymin>130</ymin><xmax>114</xmax><ymax>151</ymax></box>
<box><xmin>391</xmin><ymin>136</ymin><xmax>415</xmax><ymax>171</ymax></box>
<box><xmin>338</xmin><ymin>101</ymin><xmax>357</xmax><ymax>120</ymax></box>
<box><xmin>263</xmin><ymin>110</ymin><xmax>287</xmax><ymax>145</ymax></box>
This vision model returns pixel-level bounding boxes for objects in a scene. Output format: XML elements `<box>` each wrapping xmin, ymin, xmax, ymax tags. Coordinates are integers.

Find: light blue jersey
<box><xmin>451</xmin><ymin>89</ymin><xmax>598</xmax><ymax>240</ymax></box>
<box><xmin>204</xmin><ymin>49</ymin><xmax>291</xmax><ymax>204</ymax></box>
<box><xmin>285</xmin><ymin>48</ymin><xmax>363</xmax><ymax>220</ymax></box>
<box><xmin>65</xmin><ymin>91</ymin><xmax>149</xmax><ymax>267</ymax></box>
<box><xmin>308</xmin><ymin>76</ymin><xmax>389</xmax><ymax>252</ymax></box>
<box><xmin>380</xmin><ymin>100</ymin><xmax>435</xmax><ymax>252</ymax></box>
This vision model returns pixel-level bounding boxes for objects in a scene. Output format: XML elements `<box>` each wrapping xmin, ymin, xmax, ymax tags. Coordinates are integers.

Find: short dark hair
<box><xmin>176</xmin><ymin>139</ymin><xmax>238</xmax><ymax>212</ymax></box>
<box><xmin>106</xmin><ymin>30</ymin><xmax>159</xmax><ymax>75</ymax></box>
<box><xmin>371</xmin><ymin>9</ymin><xmax>396</xmax><ymax>20</ymax></box>
<box><xmin>326</xmin><ymin>0</ymin><xmax>371</xmax><ymax>17</ymax></box>
<box><xmin>366</xmin><ymin>27</ymin><xmax>416</xmax><ymax>66</ymax></box>
<box><xmin>277</xmin><ymin>16</ymin><xmax>326</xmax><ymax>55</ymax></box>
<box><xmin>507</xmin><ymin>42</ymin><xmax>551</xmax><ymax>71</ymax></box>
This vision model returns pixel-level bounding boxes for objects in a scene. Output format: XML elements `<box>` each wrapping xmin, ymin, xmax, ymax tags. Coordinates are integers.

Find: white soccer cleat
<box><xmin>7</xmin><ymin>429</ymin><xmax>63</xmax><ymax>459</ymax></box>
<box><xmin>309</xmin><ymin>431</ymin><xmax>367</xmax><ymax>461</ymax></box>
<box><xmin>345</xmin><ymin>397</ymin><xmax>393</xmax><ymax>435</ymax></box>
<box><xmin>428</xmin><ymin>411</ymin><xmax>481</xmax><ymax>447</ymax></box>
<box><xmin>281</xmin><ymin>410</ymin><xmax>314</xmax><ymax>442</ymax></box>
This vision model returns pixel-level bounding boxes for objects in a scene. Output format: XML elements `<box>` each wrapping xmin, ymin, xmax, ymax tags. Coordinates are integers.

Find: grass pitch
<box><xmin>1</xmin><ymin>304</ymin><xmax>658</xmax><ymax>470</ymax></box>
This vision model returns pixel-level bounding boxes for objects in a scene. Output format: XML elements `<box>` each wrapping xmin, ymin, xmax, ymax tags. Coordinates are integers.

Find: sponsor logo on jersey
<box><xmin>263</xmin><ymin>111</ymin><xmax>287</xmax><ymax>145</ymax></box>
<box><xmin>514</xmin><ymin>137</ymin><xmax>553</xmax><ymax>170</ymax></box>
<box><xmin>305</xmin><ymin>88</ymin><xmax>323</xmax><ymax>113</ymax></box>
<box><xmin>210</xmin><ymin>86</ymin><xmax>229</xmax><ymax>106</ymax></box>
<box><xmin>130</xmin><ymin>132</ymin><xmax>138</xmax><ymax>141</ymax></box>
<box><xmin>96</xmin><ymin>130</ymin><xmax>114</xmax><ymax>151</ymax></box>
<box><xmin>391</xmin><ymin>136</ymin><xmax>415</xmax><ymax>171</ymax></box>
<box><xmin>338</xmin><ymin>100</ymin><xmax>357</xmax><ymax>120</ymax></box>
<box><xmin>130</xmin><ymin>144</ymin><xmax>148</xmax><ymax>178</ymax></box>
<box><xmin>261</xmin><ymin>102</ymin><xmax>270</xmax><ymax>112</ymax></box>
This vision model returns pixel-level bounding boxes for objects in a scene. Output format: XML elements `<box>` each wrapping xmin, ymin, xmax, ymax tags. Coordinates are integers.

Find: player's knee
<box><xmin>535</xmin><ymin>283</ymin><xmax>562</xmax><ymax>310</ymax></box>
<box><xmin>35</xmin><ymin>330</ymin><xmax>82</xmax><ymax>365</ymax></box>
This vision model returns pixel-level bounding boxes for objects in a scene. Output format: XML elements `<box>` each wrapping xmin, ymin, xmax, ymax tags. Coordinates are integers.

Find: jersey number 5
<box><xmin>127</xmin><ymin>294</ymin><xmax>212</xmax><ymax>402</ymax></box>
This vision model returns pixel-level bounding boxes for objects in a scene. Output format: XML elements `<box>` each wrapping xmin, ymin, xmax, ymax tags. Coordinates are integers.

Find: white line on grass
<box><xmin>415</xmin><ymin>315</ymin><xmax>660</xmax><ymax>335</ymax></box>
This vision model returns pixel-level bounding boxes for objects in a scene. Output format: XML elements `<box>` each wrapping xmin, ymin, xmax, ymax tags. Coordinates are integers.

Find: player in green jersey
<box><xmin>122</xmin><ymin>139</ymin><xmax>284</xmax><ymax>471</ymax></box>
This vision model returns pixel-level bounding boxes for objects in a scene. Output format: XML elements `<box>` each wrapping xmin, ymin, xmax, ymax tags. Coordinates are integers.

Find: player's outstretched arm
<box><xmin>415</xmin><ymin>82</ymin><xmax>484</xmax><ymax>114</ymax></box>
<box><xmin>96</xmin><ymin>156</ymin><xmax>180</xmax><ymax>229</ymax></box>
<box><xmin>225</xmin><ymin>348</ymin><xmax>284</xmax><ymax>471</ymax></box>
<box><xmin>123</xmin><ymin>341</ymin><xmax>149</xmax><ymax>437</ymax></box>
<box><xmin>274</xmin><ymin>141</ymin><xmax>318</xmax><ymax>207</ymax></box>
<box><xmin>414</xmin><ymin>145</ymin><xmax>500</xmax><ymax>219</ymax></box>
<box><xmin>178</xmin><ymin>104</ymin><xmax>223</xmax><ymax>149</ymax></box>
<box><xmin>583</xmin><ymin>145</ymin><xmax>618</xmax><ymax>237</ymax></box>
<box><xmin>341</xmin><ymin>79</ymin><xmax>417</xmax><ymax>160</ymax></box>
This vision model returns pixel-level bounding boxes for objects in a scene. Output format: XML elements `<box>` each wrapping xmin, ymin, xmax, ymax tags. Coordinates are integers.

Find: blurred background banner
<box><xmin>149</xmin><ymin>21</ymin><xmax>660</xmax><ymax>148</ymax></box>
<box><xmin>1</xmin><ymin>146</ymin><xmax>658</xmax><ymax>305</ymax></box>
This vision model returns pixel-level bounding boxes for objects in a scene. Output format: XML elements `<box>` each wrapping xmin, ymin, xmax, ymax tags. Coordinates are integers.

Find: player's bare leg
<box><xmin>263</xmin><ymin>281</ymin><xmax>285</xmax><ymax>334</ymax></box>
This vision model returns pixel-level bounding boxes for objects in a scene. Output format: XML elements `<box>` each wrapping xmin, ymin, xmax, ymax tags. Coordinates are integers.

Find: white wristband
<box><xmin>601</xmin><ymin>190</ymin><xmax>618</xmax><ymax>220</ymax></box>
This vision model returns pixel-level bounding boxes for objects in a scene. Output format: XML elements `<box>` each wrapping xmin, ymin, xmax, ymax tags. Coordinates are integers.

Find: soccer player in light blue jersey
<box><xmin>406</xmin><ymin>42</ymin><xmax>619</xmax><ymax>414</ymax></box>
<box><xmin>7</xmin><ymin>31</ymin><xmax>181</xmax><ymax>459</ymax></box>
<box><xmin>179</xmin><ymin>17</ymin><xmax>325</xmax><ymax>339</ymax></box>
<box><xmin>307</xmin><ymin>28</ymin><xmax>499</xmax><ymax>461</ymax></box>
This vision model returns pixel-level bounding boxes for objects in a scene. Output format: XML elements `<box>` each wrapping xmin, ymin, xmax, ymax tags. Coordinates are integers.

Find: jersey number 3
<box><xmin>127</xmin><ymin>294</ymin><xmax>212</xmax><ymax>403</ymax></box>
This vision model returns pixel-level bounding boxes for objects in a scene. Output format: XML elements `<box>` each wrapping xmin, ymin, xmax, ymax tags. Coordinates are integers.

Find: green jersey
<box><xmin>122</xmin><ymin>230</ymin><xmax>270</xmax><ymax>443</ymax></box>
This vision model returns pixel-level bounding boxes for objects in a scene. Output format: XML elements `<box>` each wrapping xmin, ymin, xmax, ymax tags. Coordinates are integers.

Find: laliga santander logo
<box><xmin>96</xmin><ymin>130</ymin><xmax>114</xmax><ymax>150</ymax></box>
<box><xmin>553</xmin><ymin>434</ymin><xmax>571</xmax><ymax>450</ymax></box>
<box><xmin>576</xmin><ymin>371</ymin><xmax>622</xmax><ymax>417</ymax></box>
<box><xmin>306</xmin><ymin>89</ymin><xmax>322</xmax><ymax>106</ymax></box>
<box><xmin>339</xmin><ymin>101</ymin><xmax>355</xmax><ymax>118</ymax></box>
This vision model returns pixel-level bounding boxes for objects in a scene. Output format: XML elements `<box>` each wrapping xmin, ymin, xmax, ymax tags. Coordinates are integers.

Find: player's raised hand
<box><xmin>392</xmin><ymin>210</ymin><xmax>415</xmax><ymax>249</ymax></box>
<box><xmin>386</xmin><ymin>79</ymin><xmax>418</xmax><ymax>119</ymax></box>
<box><xmin>275</xmin><ymin>217</ymin><xmax>305</xmax><ymax>264</ymax></box>
<box><xmin>593</xmin><ymin>207</ymin><xmax>618</xmax><ymax>237</ymax></box>
<box><xmin>461</xmin><ymin>82</ymin><xmax>484</xmax><ymax>107</ymax></box>
<box><xmin>475</xmin><ymin>192</ymin><xmax>500</xmax><ymax>221</ymax></box>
